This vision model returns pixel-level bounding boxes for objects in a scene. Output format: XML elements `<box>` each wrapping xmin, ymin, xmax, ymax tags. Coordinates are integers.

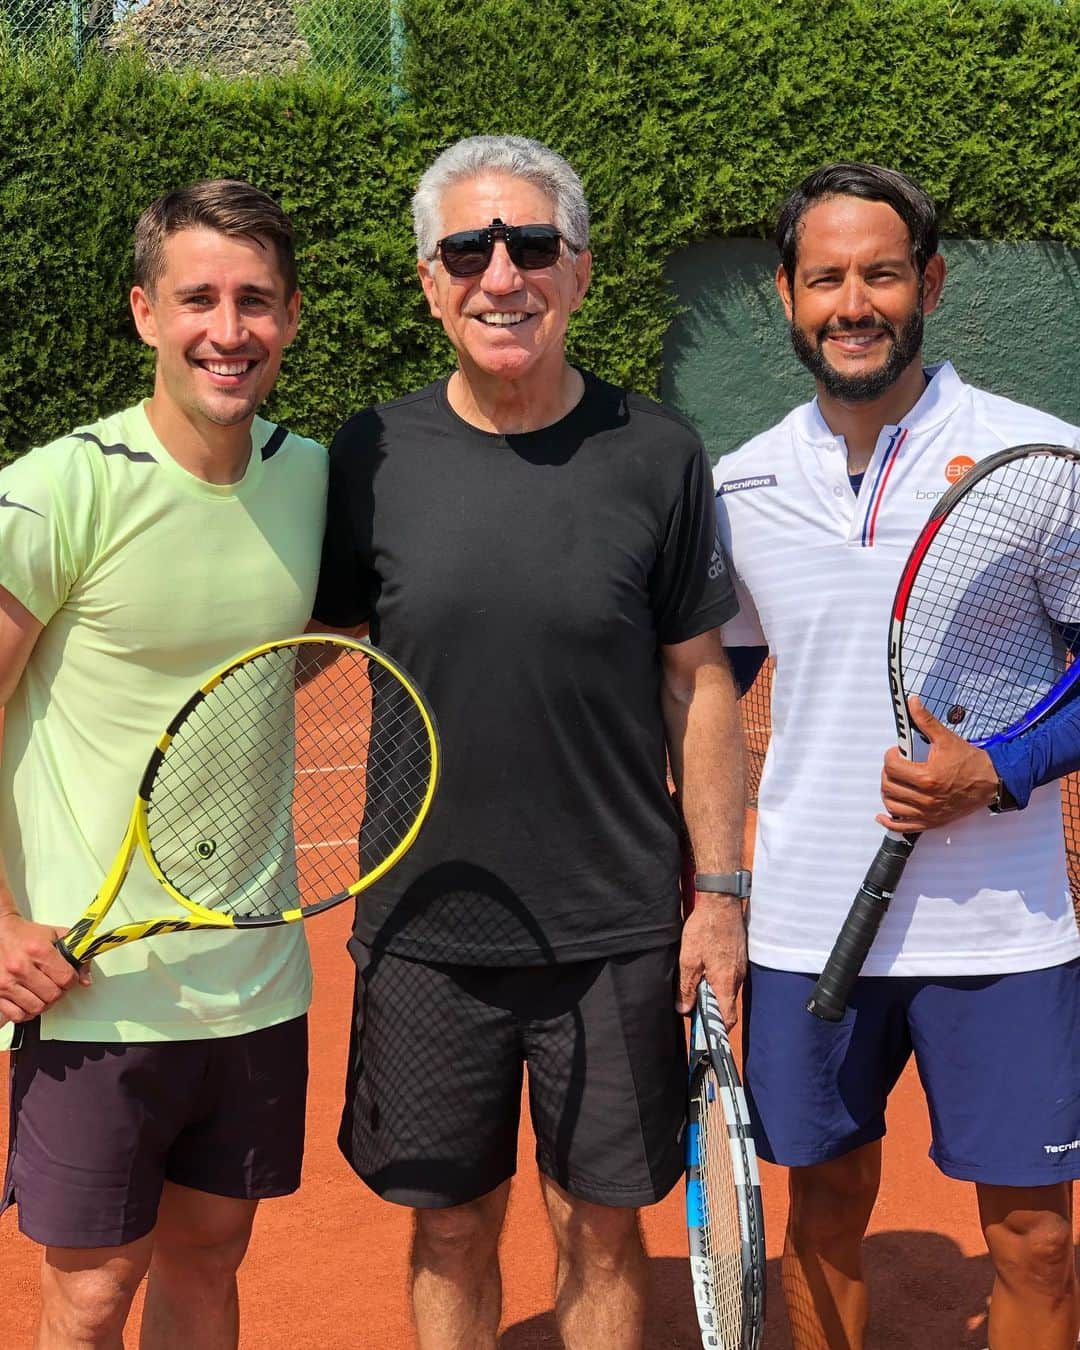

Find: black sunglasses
<box><xmin>435</xmin><ymin>219</ymin><xmax>567</xmax><ymax>277</ymax></box>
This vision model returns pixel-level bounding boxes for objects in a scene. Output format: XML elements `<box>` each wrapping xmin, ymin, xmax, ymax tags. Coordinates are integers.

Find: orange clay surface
<box><xmin>5</xmin><ymin>895</ymin><xmax>1075</xmax><ymax>1349</ymax></box>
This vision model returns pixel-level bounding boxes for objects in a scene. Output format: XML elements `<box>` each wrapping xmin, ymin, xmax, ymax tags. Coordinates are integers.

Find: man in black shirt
<box><xmin>314</xmin><ymin>134</ymin><xmax>744</xmax><ymax>1349</ymax></box>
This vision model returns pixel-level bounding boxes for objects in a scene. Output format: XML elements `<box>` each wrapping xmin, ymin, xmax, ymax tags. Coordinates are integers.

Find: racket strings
<box><xmin>693</xmin><ymin>1063</ymin><xmax>747</xmax><ymax>1345</ymax></box>
<box><xmin>901</xmin><ymin>454</ymin><xmax>1080</xmax><ymax>742</ymax></box>
<box><xmin>145</xmin><ymin>642</ymin><xmax>433</xmax><ymax>918</ymax></box>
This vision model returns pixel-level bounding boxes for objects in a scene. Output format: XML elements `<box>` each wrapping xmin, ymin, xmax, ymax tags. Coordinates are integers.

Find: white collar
<box><xmin>793</xmin><ymin>361</ymin><xmax>965</xmax><ymax>446</ymax></box>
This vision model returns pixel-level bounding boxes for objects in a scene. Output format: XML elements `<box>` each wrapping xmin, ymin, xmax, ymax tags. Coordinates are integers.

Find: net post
<box><xmin>71</xmin><ymin>0</ymin><xmax>84</xmax><ymax>68</ymax></box>
<box><xmin>390</xmin><ymin>0</ymin><xmax>406</xmax><ymax>105</ymax></box>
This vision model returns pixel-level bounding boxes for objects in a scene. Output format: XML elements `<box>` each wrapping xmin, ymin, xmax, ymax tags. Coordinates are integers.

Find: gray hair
<box><xmin>412</xmin><ymin>134</ymin><xmax>590</xmax><ymax>261</ymax></box>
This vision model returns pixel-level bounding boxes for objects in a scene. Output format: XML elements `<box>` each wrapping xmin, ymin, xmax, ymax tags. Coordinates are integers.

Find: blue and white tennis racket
<box><xmin>686</xmin><ymin>979</ymin><xmax>765</xmax><ymax>1349</ymax></box>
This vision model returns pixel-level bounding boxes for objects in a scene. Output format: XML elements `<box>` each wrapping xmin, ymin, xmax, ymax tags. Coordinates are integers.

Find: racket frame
<box><xmin>58</xmin><ymin>634</ymin><xmax>440</xmax><ymax>966</ymax></box>
<box><xmin>686</xmin><ymin>979</ymin><xmax>765</xmax><ymax>1350</ymax></box>
<box><xmin>807</xmin><ymin>443</ymin><xmax>1080</xmax><ymax>1021</ymax></box>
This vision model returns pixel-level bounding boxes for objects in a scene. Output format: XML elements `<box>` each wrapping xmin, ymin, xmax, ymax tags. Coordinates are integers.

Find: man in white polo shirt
<box><xmin>715</xmin><ymin>162</ymin><xmax>1080</xmax><ymax>1350</ymax></box>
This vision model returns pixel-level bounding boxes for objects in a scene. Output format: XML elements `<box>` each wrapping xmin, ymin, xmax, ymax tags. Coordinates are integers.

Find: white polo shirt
<box><xmin>716</xmin><ymin>362</ymin><xmax>1080</xmax><ymax>976</ymax></box>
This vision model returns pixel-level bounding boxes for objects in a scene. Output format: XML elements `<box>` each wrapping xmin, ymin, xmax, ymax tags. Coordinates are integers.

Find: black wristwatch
<box><xmin>694</xmin><ymin>869</ymin><xmax>752</xmax><ymax>898</ymax></box>
<box><xmin>988</xmin><ymin>778</ymin><xmax>1019</xmax><ymax>814</ymax></box>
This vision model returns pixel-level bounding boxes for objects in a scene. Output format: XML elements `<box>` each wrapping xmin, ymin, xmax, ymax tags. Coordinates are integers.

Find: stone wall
<box><xmin>103</xmin><ymin>0</ymin><xmax>310</xmax><ymax>75</ymax></box>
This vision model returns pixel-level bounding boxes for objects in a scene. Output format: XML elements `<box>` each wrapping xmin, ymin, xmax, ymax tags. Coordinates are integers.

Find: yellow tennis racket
<box><xmin>58</xmin><ymin>635</ymin><xmax>439</xmax><ymax>966</ymax></box>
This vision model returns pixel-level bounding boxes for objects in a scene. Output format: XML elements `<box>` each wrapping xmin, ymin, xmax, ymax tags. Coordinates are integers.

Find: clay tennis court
<box><xmin>2</xmin><ymin>678</ymin><xmax>1077</xmax><ymax>1347</ymax></box>
<box><xmin>0</xmin><ymin>906</ymin><xmax>1049</xmax><ymax>1348</ymax></box>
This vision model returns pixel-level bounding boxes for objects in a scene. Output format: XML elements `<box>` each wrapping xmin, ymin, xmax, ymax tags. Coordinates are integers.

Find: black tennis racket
<box><xmin>686</xmin><ymin>978</ymin><xmax>765</xmax><ymax>1349</ymax></box>
<box><xmin>807</xmin><ymin>443</ymin><xmax>1080</xmax><ymax>1021</ymax></box>
<box><xmin>55</xmin><ymin>634</ymin><xmax>439</xmax><ymax>967</ymax></box>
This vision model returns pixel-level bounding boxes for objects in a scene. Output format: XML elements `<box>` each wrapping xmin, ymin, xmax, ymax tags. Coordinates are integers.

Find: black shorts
<box><xmin>2</xmin><ymin>1016</ymin><xmax>308</xmax><ymax>1248</ymax></box>
<box><xmin>339</xmin><ymin>942</ymin><xmax>686</xmax><ymax>1209</ymax></box>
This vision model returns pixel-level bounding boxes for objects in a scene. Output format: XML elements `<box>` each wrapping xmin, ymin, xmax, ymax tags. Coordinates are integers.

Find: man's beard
<box><xmin>789</xmin><ymin>304</ymin><xmax>924</xmax><ymax>403</ymax></box>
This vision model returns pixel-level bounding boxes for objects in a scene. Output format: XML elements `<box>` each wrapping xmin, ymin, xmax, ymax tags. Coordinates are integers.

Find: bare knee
<box><xmin>544</xmin><ymin>1181</ymin><xmax>644</xmax><ymax>1277</ymax></box>
<box><xmin>788</xmin><ymin>1148</ymin><xmax>881</xmax><ymax>1246</ymax></box>
<box><xmin>155</xmin><ymin>1229</ymin><xmax>251</xmax><ymax>1292</ymax></box>
<box><xmin>152</xmin><ymin>1191</ymin><xmax>256</xmax><ymax>1288</ymax></box>
<box><xmin>40</xmin><ymin>1246</ymin><xmax>148</xmax><ymax>1345</ymax></box>
<box><xmin>414</xmin><ymin>1190</ymin><xmax>507</xmax><ymax>1265</ymax></box>
<box><xmin>984</xmin><ymin>1205</ymin><xmax>1076</xmax><ymax>1300</ymax></box>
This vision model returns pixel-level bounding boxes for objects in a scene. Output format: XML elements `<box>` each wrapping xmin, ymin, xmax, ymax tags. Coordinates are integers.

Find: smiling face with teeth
<box><xmin>130</xmin><ymin>225</ymin><xmax>300</xmax><ymax>449</ymax></box>
<box><xmin>776</xmin><ymin>195</ymin><xmax>945</xmax><ymax>406</ymax></box>
<box><xmin>417</xmin><ymin>173</ymin><xmax>591</xmax><ymax>396</ymax></box>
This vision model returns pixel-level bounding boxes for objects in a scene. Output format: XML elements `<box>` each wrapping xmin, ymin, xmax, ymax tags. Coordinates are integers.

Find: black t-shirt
<box><xmin>314</xmin><ymin>371</ymin><xmax>737</xmax><ymax>964</ymax></box>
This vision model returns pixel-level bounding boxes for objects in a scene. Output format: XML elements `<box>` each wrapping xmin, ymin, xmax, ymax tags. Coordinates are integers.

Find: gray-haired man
<box><xmin>313</xmin><ymin>135</ymin><xmax>745</xmax><ymax>1348</ymax></box>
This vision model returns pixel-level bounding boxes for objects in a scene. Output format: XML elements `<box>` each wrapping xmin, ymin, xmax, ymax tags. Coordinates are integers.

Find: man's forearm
<box><xmin>663</xmin><ymin>644</ymin><xmax>746</xmax><ymax>877</ymax></box>
<box><xmin>987</xmin><ymin>687</ymin><xmax>1080</xmax><ymax>810</ymax></box>
<box><xmin>0</xmin><ymin>590</ymin><xmax>44</xmax><ymax>917</ymax></box>
<box><xmin>664</xmin><ymin>635</ymin><xmax>749</xmax><ymax>1020</ymax></box>
<box><xmin>0</xmin><ymin>711</ymin><xmax>16</xmax><ymax>918</ymax></box>
<box><xmin>0</xmin><ymin>856</ymin><xmax>22</xmax><ymax>919</ymax></box>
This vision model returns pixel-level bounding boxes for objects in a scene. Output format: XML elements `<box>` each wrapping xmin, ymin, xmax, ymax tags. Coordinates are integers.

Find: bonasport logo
<box><xmin>945</xmin><ymin>455</ymin><xmax>976</xmax><ymax>484</ymax></box>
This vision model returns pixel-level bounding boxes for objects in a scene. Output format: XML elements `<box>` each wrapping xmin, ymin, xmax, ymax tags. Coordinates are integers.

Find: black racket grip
<box><xmin>806</xmin><ymin>832</ymin><xmax>917</xmax><ymax>1022</ymax></box>
<box><xmin>54</xmin><ymin>937</ymin><xmax>84</xmax><ymax>972</ymax></box>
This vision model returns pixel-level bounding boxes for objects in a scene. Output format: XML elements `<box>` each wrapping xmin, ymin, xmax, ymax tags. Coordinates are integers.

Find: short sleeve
<box><xmin>0</xmin><ymin>441</ymin><xmax>93</xmax><ymax>625</ymax></box>
<box><xmin>312</xmin><ymin>415</ymin><xmax>379</xmax><ymax>628</ymax></box>
<box><xmin>714</xmin><ymin>488</ymin><xmax>767</xmax><ymax>647</ymax></box>
<box><xmin>651</xmin><ymin>442</ymin><xmax>739</xmax><ymax>644</ymax></box>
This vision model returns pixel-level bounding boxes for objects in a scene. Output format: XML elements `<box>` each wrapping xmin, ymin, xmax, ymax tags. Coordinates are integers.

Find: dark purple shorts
<box><xmin>2</xmin><ymin>1015</ymin><xmax>308</xmax><ymax>1249</ymax></box>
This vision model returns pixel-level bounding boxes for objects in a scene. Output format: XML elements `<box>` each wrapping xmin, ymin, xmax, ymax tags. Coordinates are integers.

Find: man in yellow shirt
<box><xmin>0</xmin><ymin>180</ymin><xmax>326</xmax><ymax>1348</ymax></box>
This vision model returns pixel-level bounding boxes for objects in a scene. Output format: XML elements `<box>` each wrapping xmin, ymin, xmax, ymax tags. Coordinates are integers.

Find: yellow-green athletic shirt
<box><xmin>0</xmin><ymin>402</ymin><xmax>327</xmax><ymax>1046</ymax></box>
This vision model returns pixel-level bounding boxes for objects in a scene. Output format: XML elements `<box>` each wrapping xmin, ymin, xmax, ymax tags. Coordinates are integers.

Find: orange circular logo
<box><xmin>945</xmin><ymin>455</ymin><xmax>975</xmax><ymax>484</ymax></box>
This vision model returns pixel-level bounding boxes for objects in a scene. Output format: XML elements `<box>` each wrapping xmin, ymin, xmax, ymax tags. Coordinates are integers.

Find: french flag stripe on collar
<box><xmin>860</xmin><ymin>426</ymin><xmax>908</xmax><ymax>547</ymax></box>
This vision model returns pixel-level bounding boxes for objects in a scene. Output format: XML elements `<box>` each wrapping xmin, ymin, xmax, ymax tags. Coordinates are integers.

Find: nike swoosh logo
<box><xmin>0</xmin><ymin>492</ymin><xmax>43</xmax><ymax>518</ymax></box>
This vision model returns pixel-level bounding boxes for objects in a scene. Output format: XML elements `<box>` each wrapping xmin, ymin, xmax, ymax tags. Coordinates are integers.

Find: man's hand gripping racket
<box><xmin>807</xmin><ymin>444</ymin><xmax>1080</xmax><ymax>1021</ymax></box>
<box><xmin>677</xmin><ymin>815</ymin><xmax>764</xmax><ymax>1345</ymax></box>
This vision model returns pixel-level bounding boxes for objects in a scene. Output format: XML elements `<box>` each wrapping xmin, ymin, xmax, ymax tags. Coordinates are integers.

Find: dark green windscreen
<box><xmin>662</xmin><ymin>239</ymin><xmax>1080</xmax><ymax>463</ymax></box>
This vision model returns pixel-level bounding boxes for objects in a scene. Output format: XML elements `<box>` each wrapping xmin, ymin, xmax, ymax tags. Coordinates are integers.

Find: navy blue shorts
<box><xmin>743</xmin><ymin>958</ymin><xmax>1080</xmax><ymax>1186</ymax></box>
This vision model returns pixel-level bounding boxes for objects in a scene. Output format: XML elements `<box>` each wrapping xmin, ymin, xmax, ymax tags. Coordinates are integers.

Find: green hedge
<box><xmin>0</xmin><ymin>52</ymin><xmax>439</xmax><ymax>459</ymax></box>
<box><xmin>1</xmin><ymin>0</ymin><xmax>1078</xmax><ymax>459</ymax></box>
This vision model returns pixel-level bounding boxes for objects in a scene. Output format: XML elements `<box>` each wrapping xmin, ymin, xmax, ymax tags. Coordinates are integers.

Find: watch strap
<box><xmin>988</xmin><ymin>777</ymin><xmax>1019</xmax><ymax>814</ymax></box>
<box><xmin>694</xmin><ymin>869</ymin><xmax>752</xmax><ymax>898</ymax></box>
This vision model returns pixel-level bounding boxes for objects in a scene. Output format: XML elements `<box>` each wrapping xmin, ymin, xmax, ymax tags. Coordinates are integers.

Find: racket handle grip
<box><xmin>54</xmin><ymin>936</ymin><xmax>84</xmax><ymax>971</ymax></box>
<box><xmin>805</xmin><ymin>832</ymin><xmax>917</xmax><ymax>1022</ymax></box>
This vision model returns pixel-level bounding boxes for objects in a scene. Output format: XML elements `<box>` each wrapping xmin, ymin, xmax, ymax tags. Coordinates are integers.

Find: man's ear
<box><xmin>283</xmin><ymin>288</ymin><xmax>301</xmax><ymax>347</ymax></box>
<box><xmin>569</xmin><ymin>249</ymin><xmax>592</xmax><ymax>313</ymax></box>
<box><xmin>417</xmin><ymin>259</ymin><xmax>443</xmax><ymax>320</ymax></box>
<box><xmin>775</xmin><ymin>263</ymin><xmax>795</xmax><ymax>323</ymax></box>
<box><xmin>130</xmin><ymin>285</ymin><xmax>160</xmax><ymax>349</ymax></box>
<box><xmin>921</xmin><ymin>253</ymin><xmax>947</xmax><ymax>317</ymax></box>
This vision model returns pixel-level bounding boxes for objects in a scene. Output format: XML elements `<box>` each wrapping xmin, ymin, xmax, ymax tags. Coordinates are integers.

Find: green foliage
<box><xmin>0</xmin><ymin>46</ymin><xmax>437</xmax><ymax>458</ymax></box>
<box><xmin>1</xmin><ymin>0</ymin><xmax>1079</xmax><ymax>459</ymax></box>
<box><xmin>403</xmin><ymin>0</ymin><xmax>1080</xmax><ymax>392</ymax></box>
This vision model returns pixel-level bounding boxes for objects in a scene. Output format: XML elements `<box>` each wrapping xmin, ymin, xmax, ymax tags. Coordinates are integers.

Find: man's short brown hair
<box><xmin>133</xmin><ymin>179</ymin><xmax>298</xmax><ymax>296</ymax></box>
